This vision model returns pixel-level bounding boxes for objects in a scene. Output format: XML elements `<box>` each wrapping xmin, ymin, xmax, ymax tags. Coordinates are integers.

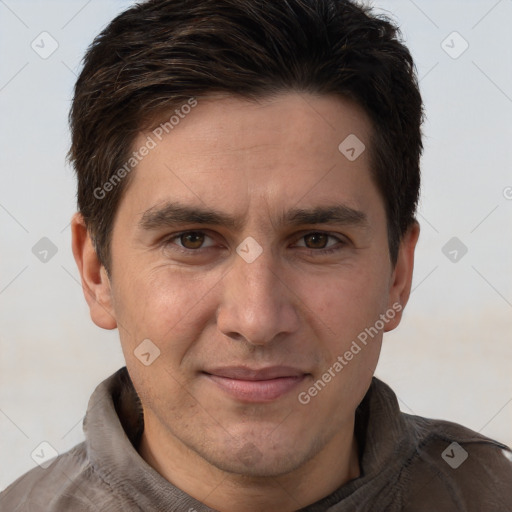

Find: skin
<box><xmin>72</xmin><ymin>92</ymin><xmax>419</xmax><ymax>512</ymax></box>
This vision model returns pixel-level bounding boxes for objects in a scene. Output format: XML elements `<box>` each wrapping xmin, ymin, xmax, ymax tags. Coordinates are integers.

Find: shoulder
<box><xmin>400</xmin><ymin>413</ymin><xmax>512</xmax><ymax>511</ymax></box>
<box><xmin>0</xmin><ymin>442</ymin><xmax>130</xmax><ymax>512</ymax></box>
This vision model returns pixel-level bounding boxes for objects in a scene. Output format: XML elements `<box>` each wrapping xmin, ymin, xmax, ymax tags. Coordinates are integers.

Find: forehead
<box><xmin>145</xmin><ymin>92</ymin><xmax>372</xmax><ymax>159</ymax></box>
<box><xmin>118</xmin><ymin>92</ymin><xmax>379</xmax><ymax>224</ymax></box>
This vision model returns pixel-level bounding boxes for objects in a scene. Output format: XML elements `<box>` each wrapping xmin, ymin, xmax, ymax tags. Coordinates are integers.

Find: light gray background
<box><xmin>1</xmin><ymin>0</ymin><xmax>511</xmax><ymax>490</ymax></box>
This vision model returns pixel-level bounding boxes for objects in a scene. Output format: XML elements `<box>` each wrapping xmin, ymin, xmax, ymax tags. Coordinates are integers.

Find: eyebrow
<box><xmin>138</xmin><ymin>201</ymin><xmax>368</xmax><ymax>231</ymax></box>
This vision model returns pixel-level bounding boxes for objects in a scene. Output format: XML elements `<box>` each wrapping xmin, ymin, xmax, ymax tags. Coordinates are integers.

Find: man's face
<box><xmin>101</xmin><ymin>93</ymin><xmax>407</xmax><ymax>476</ymax></box>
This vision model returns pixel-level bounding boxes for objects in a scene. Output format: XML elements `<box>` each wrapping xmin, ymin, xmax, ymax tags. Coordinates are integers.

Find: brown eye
<box><xmin>179</xmin><ymin>232</ymin><xmax>205</xmax><ymax>249</ymax></box>
<box><xmin>163</xmin><ymin>231</ymin><xmax>217</xmax><ymax>254</ymax></box>
<box><xmin>294</xmin><ymin>232</ymin><xmax>346</xmax><ymax>254</ymax></box>
<box><xmin>303</xmin><ymin>233</ymin><xmax>329</xmax><ymax>249</ymax></box>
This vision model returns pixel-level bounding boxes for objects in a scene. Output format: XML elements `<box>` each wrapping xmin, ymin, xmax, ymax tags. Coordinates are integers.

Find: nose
<box><xmin>216</xmin><ymin>246</ymin><xmax>300</xmax><ymax>347</ymax></box>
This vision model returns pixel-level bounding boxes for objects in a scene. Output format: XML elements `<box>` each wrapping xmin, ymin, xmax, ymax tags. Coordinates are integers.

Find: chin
<box><xmin>208</xmin><ymin>452</ymin><xmax>303</xmax><ymax>478</ymax></box>
<box><xmin>198</xmin><ymin>429</ymin><xmax>322</xmax><ymax>478</ymax></box>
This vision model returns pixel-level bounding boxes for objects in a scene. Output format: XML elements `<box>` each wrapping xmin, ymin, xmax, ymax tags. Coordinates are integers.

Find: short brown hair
<box><xmin>69</xmin><ymin>0</ymin><xmax>423</xmax><ymax>273</ymax></box>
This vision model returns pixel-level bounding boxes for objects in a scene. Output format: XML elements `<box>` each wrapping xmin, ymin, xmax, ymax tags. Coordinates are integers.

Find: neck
<box><xmin>138</xmin><ymin>414</ymin><xmax>360</xmax><ymax>512</ymax></box>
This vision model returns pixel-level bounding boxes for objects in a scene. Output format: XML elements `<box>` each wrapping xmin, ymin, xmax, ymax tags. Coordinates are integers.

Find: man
<box><xmin>1</xmin><ymin>0</ymin><xmax>511</xmax><ymax>510</ymax></box>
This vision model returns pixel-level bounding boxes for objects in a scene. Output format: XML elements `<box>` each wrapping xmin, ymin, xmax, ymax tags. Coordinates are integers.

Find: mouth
<box><xmin>202</xmin><ymin>366</ymin><xmax>309</xmax><ymax>402</ymax></box>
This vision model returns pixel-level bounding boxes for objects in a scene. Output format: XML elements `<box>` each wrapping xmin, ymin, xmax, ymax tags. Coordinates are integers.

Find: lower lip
<box><xmin>204</xmin><ymin>374</ymin><xmax>306</xmax><ymax>402</ymax></box>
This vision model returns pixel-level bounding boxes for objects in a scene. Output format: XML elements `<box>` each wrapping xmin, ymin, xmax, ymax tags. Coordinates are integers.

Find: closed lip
<box><xmin>202</xmin><ymin>366</ymin><xmax>310</xmax><ymax>402</ymax></box>
<box><xmin>202</xmin><ymin>365</ymin><xmax>309</xmax><ymax>380</ymax></box>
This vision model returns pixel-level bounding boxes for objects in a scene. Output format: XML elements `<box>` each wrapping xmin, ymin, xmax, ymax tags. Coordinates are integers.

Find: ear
<box><xmin>384</xmin><ymin>221</ymin><xmax>420</xmax><ymax>332</ymax></box>
<box><xmin>71</xmin><ymin>212</ymin><xmax>117</xmax><ymax>330</ymax></box>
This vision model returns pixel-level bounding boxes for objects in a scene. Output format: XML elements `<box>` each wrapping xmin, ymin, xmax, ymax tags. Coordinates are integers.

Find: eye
<box><xmin>162</xmin><ymin>230</ymin><xmax>347</xmax><ymax>258</ymax></box>
<box><xmin>166</xmin><ymin>231</ymin><xmax>216</xmax><ymax>251</ymax></box>
<box><xmin>301</xmin><ymin>233</ymin><xmax>334</xmax><ymax>249</ymax></box>
<box><xmin>294</xmin><ymin>232</ymin><xmax>345</xmax><ymax>252</ymax></box>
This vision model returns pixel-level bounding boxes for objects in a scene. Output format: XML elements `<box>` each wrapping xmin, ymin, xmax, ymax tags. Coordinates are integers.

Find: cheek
<box><xmin>112</xmin><ymin>265</ymin><xmax>225</xmax><ymax>357</ymax></box>
<box><xmin>304</xmin><ymin>265</ymin><xmax>390</xmax><ymax>341</ymax></box>
<box><xmin>296</xmin><ymin>270</ymin><xmax>387</xmax><ymax>418</ymax></box>
<box><xmin>114</xmin><ymin>268</ymin><xmax>217</xmax><ymax>416</ymax></box>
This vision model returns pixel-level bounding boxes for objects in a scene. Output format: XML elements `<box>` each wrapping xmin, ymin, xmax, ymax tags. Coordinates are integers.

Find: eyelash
<box><xmin>162</xmin><ymin>231</ymin><xmax>347</xmax><ymax>256</ymax></box>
